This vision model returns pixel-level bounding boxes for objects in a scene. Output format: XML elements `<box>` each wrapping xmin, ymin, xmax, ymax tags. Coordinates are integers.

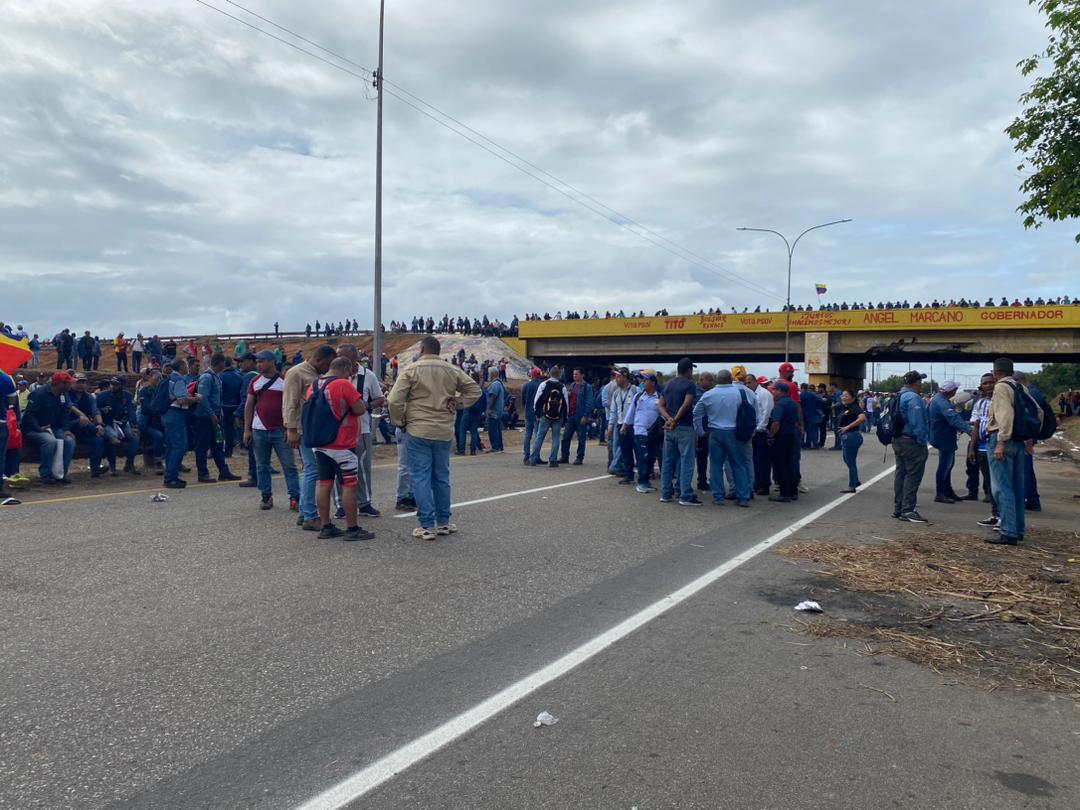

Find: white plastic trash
<box><xmin>151</xmin><ymin>493</ymin><xmax>169</xmax><ymax>502</ymax></box>
<box><xmin>533</xmin><ymin>711</ymin><xmax>559</xmax><ymax>727</ymax></box>
<box><xmin>794</xmin><ymin>600</ymin><xmax>823</xmax><ymax>613</ymax></box>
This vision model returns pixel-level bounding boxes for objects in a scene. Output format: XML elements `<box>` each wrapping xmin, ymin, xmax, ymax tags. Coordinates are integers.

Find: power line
<box><xmin>195</xmin><ymin>0</ymin><xmax>784</xmax><ymax>300</ymax></box>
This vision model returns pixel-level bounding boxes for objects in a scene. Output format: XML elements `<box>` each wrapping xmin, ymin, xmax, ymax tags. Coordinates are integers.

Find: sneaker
<box><xmin>679</xmin><ymin>497</ymin><xmax>704</xmax><ymax>507</ymax></box>
<box><xmin>218</xmin><ymin>472</ymin><xmax>242</xmax><ymax>482</ymax></box>
<box><xmin>977</xmin><ymin>516</ymin><xmax>999</xmax><ymax>527</ymax></box>
<box><xmin>635</xmin><ymin>484</ymin><xmax>656</xmax><ymax>493</ymax></box>
<box><xmin>238</xmin><ymin>480</ymin><xmax>258</xmax><ymax>488</ymax></box>
<box><xmin>933</xmin><ymin>494</ymin><xmax>957</xmax><ymax>504</ymax></box>
<box><xmin>1025</xmin><ymin>502</ymin><xmax>1042</xmax><ymax>512</ymax></box>
<box><xmin>899</xmin><ymin>511</ymin><xmax>929</xmax><ymax>523</ymax></box>
<box><xmin>797</xmin><ymin>484</ymin><xmax>809</xmax><ymax>494</ymax></box>
<box><xmin>335</xmin><ymin>507</ymin><xmax>346</xmax><ymax>519</ymax></box>
<box><xmin>412</xmin><ymin>526</ymin><xmax>437</xmax><ymax>541</ymax></box>
<box><xmin>984</xmin><ymin>534</ymin><xmax>1017</xmax><ymax>545</ymax></box>
<box><xmin>358</xmin><ymin>504</ymin><xmax>381</xmax><ymax>518</ymax></box>
<box><xmin>892</xmin><ymin>512</ymin><xmax>901</xmax><ymax>519</ymax></box>
<box><xmin>343</xmin><ymin>526</ymin><xmax>376</xmax><ymax>541</ymax></box>
<box><xmin>960</xmin><ymin>492</ymin><xmax>979</xmax><ymax>501</ymax></box>
<box><xmin>260</xmin><ymin>497</ymin><xmax>274</xmax><ymax>511</ymax></box>
<box><xmin>617</xmin><ymin>479</ymin><xmax>635</xmax><ymax>485</ymax></box>
<box><xmin>318</xmin><ymin>524</ymin><xmax>344</xmax><ymax>539</ymax></box>
<box><xmin>436</xmin><ymin>523</ymin><xmax>458</xmax><ymax>535</ymax></box>
<box><xmin>571</xmin><ymin>460</ymin><xmax>583</xmax><ymax>466</ymax></box>
<box><xmin>164</xmin><ymin>479</ymin><xmax>187</xmax><ymax>489</ymax></box>
<box><xmin>549</xmin><ymin>461</ymin><xmax>559</xmax><ymax>468</ymax></box>
<box><xmin>289</xmin><ymin>497</ymin><xmax>299</xmax><ymax>511</ymax></box>
<box><xmin>197</xmin><ymin>476</ymin><xmax>217</xmax><ymax>484</ymax></box>
<box><xmin>659</xmin><ymin>496</ymin><xmax>673</xmax><ymax>503</ymax></box>
<box><xmin>395</xmin><ymin>499</ymin><xmax>415</xmax><ymax>511</ymax></box>
<box><xmin>301</xmin><ymin>518</ymin><xmax>321</xmax><ymax>531</ymax></box>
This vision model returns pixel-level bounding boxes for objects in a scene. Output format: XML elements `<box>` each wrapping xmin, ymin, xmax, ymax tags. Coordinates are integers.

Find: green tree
<box><xmin>1005</xmin><ymin>0</ymin><xmax>1080</xmax><ymax>241</ymax></box>
<box><xmin>1029</xmin><ymin>361</ymin><xmax>1080</xmax><ymax>394</ymax></box>
<box><xmin>874</xmin><ymin>374</ymin><xmax>906</xmax><ymax>392</ymax></box>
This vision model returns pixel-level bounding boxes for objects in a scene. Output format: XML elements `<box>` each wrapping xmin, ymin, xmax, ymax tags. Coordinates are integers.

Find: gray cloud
<box><xmin>2</xmin><ymin>0</ymin><xmax>1077</xmax><ymax>341</ymax></box>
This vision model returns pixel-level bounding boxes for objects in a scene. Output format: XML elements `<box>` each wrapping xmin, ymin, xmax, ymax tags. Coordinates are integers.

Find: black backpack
<box><xmin>734</xmin><ymin>388</ymin><xmax>757</xmax><ymax>443</ymax></box>
<box><xmin>1028</xmin><ymin>387</ymin><xmax>1057</xmax><ymax>441</ymax></box>
<box><xmin>540</xmin><ymin>380</ymin><xmax>567</xmax><ymax>421</ymax></box>
<box><xmin>301</xmin><ymin>379</ymin><xmax>349</xmax><ymax>448</ymax></box>
<box><xmin>876</xmin><ymin>393</ymin><xmax>904</xmax><ymax>446</ymax></box>
<box><xmin>1004</xmin><ymin>381</ymin><xmax>1044</xmax><ymax>442</ymax></box>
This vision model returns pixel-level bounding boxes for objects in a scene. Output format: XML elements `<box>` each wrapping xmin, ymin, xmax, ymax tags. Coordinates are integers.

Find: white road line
<box><xmin>298</xmin><ymin>465</ymin><xmax>896</xmax><ymax>810</ymax></box>
<box><xmin>392</xmin><ymin>474</ymin><xmax>612</xmax><ymax>518</ymax></box>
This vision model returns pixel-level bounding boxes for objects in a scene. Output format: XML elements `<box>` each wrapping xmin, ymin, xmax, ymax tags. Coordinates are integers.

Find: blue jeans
<box><xmin>709</xmin><ymin>429</ymin><xmax>751</xmax><ymax>503</ymax></box>
<box><xmin>138</xmin><ymin>416</ymin><xmax>165</xmax><ymax>458</ymax></box>
<box><xmin>609</xmin><ymin>425</ymin><xmax>624</xmax><ymax>473</ymax></box>
<box><xmin>457</xmin><ymin>413</ymin><xmax>481</xmax><ymax>454</ymax></box>
<box><xmin>162</xmin><ymin>407</ymin><xmax>188</xmax><ymax>483</ymax></box>
<box><xmin>24</xmin><ymin>428</ymin><xmax>75</xmax><ymax>480</ymax></box>
<box><xmin>560</xmin><ymin>417</ymin><xmax>587</xmax><ymax>462</ymax></box>
<box><xmin>299</xmin><ymin>443</ymin><xmax>319</xmax><ymax>521</ymax></box>
<box><xmin>530</xmin><ymin>417</ymin><xmax>562</xmax><ymax>463</ymax></box>
<box><xmin>406</xmin><ymin>434</ymin><xmax>452</xmax><ymax>529</ymax></box>
<box><xmin>841</xmin><ymin>430</ymin><xmax>863</xmax><ymax>488</ymax></box>
<box><xmin>396</xmin><ymin>427</ymin><xmax>412</xmax><ymax>500</ymax></box>
<box><xmin>935</xmin><ymin>446</ymin><xmax>956</xmax><ymax>496</ymax></box>
<box><xmin>253</xmin><ymin>429</ymin><xmax>299</xmax><ymax>500</ymax></box>
<box><xmin>661</xmin><ymin>426</ymin><xmax>696</xmax><ymax>500</ymax></box>
<box><xmin>804</xmin><ymin>422</ymin><xmax>821</xmax><ymax>449</ymax></box>
<box><xmin>988</xmin><ymin>434</ymin><xmax>1026</xmax><ymax>540</ymax></box>
<box><xmin>522</xmin><ymin>413</ymin><xmax>536</xmax><ymax>461</ymax></box>
<box><xmin>486</xmin><ymin>415</ymin><xmax>503</xmax><ymax>451</ymax></box>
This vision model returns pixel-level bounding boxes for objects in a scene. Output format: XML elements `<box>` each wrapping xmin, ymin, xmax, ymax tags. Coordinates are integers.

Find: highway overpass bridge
<box><xmin>518</xmin><ymin>304</ymin><xmax>1080</xmax><ymax>386</ymax></box>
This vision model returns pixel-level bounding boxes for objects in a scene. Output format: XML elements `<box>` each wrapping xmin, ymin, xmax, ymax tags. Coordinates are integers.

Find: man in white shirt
<box><xmin>745</xmin><ymin>375</ymin><xmax>775</xmax><ymax>496</ymax></box>
<box><xmin>334</xmin><ymin>344</ymin><xmax>386</xmax><ymax>518</ymax></box>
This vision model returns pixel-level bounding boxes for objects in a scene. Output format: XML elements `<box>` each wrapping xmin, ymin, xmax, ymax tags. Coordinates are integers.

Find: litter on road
<box><xmin>151</xmin><ymin>493</ymin><xmax>169</xmax><ymax>502</ymax></box>
<box><xmin>533</xmin><ymin>711</ymin><xmax>559</xmax><ymax>727</ymax></box>
<box><xmin>794</xmin><ymin>600</ymin><xmax>823</xmax><ymax>613</ymax></box>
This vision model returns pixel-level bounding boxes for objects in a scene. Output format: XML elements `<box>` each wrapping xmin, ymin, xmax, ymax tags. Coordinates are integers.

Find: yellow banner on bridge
<box><xmin>519</xmin><ymin>306</ymin><xmax>1080</xmax><ymax>338</ymax></box>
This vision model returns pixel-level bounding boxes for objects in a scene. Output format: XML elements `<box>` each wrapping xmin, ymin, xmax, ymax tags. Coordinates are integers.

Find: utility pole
<box><xmin>372</xmin><ymin>0</ymin><xmax>385</xmax><ymax>374</ymax></box>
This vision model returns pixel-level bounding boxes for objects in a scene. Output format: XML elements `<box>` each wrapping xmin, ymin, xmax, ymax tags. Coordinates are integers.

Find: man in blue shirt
<box><xmin>96</xmin><ymin>377</ymin><xmax>142</xmax><ymax>475</ymax></box>
<box><xmin>67</xmin><ymin>373</ymin><xmax>106</xmax><ymax>477</ymax></box>
<box><xmin>621</xmin><ymin>373</ymin><xmax>661</xmax><ymax>492</ymax></box>
<box><xmin>694</xmin><ymin>368</ymin><xmax>753</xmax><ymax>506</ymax></box>
<box><xmin>520</xmin><ymin>368</ymin><xmax>542</xmax><ymax>466</ymax></box>
<box><xmin>20</xmin><ymin>371</ymin><xmax>78</xmax><ymax>484</ymax></box>
<box><xmin>483</xmin><ymin>369</ymin><xmax>506</xmax><ymax>453</ymax></box>
<box><xmin>928</xmin><ymin>380</ymin><xmax>973</xmax><ymax>503</ymax></box>
<box><xmin>800</xmin><ymin>385</ymin><xmax>823</xmax><ymax>449</ymax></box>
<box><xmin>559</xmin><ymin>368</ymin><xmax>595</xmax><ymax>465</ymax></box>
<box><xmin>766</xmin><ymin>382</ymin><xmax>799</xmax><ymax>501</ymax></box>
<box><xmin>193</xmin><ymin>353</ymin><xmax>240</xmax><ymax>484</ymax></box>
<box><xmin>217</xmin><ymin>358</ymin><xmax>245</xmax><ymax>458</ymax></box>
<box><xmin>893</xmin><ymin>370</ymin><xmax>930</xmax><ymax>523</ymax></box>
<box><xmin>660</xmin><ymin>358</ymin><xmax>701</xmax><ymax>506</ymax></box>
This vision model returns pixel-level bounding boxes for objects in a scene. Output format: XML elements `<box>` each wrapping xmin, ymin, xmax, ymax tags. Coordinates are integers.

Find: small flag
<box><xmin>814</xmin><ymin>283</ymin><xmax>827</xmax><ymax>296</ymax></box>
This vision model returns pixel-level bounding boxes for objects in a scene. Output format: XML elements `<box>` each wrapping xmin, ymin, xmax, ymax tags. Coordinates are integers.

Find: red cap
<box><xmin>778</xmin><ymin>362</ymin><xmax>796</xmax><ymax>374</ymax></box>
<box><xmin>530</xmin><ymin>368</ymin><xmax>542</xmax><ymax>378</ymax></box>
<box><xmin>757</xmin><ymin>376</ymin><xmax>769</xmax><ymax>384</ymax></box>
<box><xmin>51</xmin><ymin>371</ymin><xmax>75</xmax><ymax>384</ymax></box>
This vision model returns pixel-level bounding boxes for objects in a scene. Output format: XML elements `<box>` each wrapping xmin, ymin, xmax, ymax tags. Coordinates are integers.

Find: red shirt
<box><xmin>305</xmin><ymin>377</ymin><xmax>362</xmax><ymax>449</ymax></box>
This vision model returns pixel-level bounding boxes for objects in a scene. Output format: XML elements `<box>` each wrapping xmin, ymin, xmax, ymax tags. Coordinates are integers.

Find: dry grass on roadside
<box><xmin>778</xmin><ymin>529</ymin><xmax>1080</xmax><ymax>695</ymax></box>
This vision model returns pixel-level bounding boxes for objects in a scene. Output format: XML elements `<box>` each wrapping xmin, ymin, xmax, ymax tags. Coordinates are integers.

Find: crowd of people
<box><xmin>1058</xmin><ymin>390</ymin><xmax>1080</xmax><ymax>416</ymax></box>
<box><xmin>513</xmin><ymin>295</ymin><xmax>1078</xmax><ymax>322</ymax></box>
<box><xmin>389</xmin><ymin>315</ymin><xmax>519</xmax><ymax>337</ymax></box>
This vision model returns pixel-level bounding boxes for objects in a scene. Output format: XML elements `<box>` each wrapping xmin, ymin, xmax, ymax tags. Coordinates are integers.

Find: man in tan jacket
<box><xmin>388</xmin><ymin>336</ymin><xmax>481</xmax><ymax>540</ymax></box>
<box><xmin>985</xmin><ymin>356</ymin><xmax>1039</xmax><ymax>545</ymax></box>
<box><xmin>283</xmin><ymin>344</ymin><xmax>336</xmax><ymax>530</ymax></box>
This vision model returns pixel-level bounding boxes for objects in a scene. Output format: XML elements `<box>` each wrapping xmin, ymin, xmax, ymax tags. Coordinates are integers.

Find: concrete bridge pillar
<box><xmin>804</xmin><ymin>332</ymin><xmax>865</xmax><ymax>390</ymax></box>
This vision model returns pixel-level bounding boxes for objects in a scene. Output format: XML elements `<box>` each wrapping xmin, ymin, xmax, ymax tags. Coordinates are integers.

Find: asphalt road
<box><xmin>2</xmin><ymin>434</ymin><xmax>1078</xmax><ymax>809</ymax></box>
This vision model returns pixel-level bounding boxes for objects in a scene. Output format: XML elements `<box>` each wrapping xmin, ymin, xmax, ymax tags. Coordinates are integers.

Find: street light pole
<box><xmin>736</xmin><ymin>219</ymin><xmax>851</xmax><ymax>363</ymax></box>
<box><xmin>372</xmin><ymin>0</ymin><xmax>385</xmax><ymax>375</ymax></box>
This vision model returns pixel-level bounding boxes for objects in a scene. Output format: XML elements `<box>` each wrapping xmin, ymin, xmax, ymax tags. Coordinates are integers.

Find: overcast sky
<box><xmin>3</xmin><ymin>0</ymin><xmax>1077</xmax><ymax>347</ymax></box>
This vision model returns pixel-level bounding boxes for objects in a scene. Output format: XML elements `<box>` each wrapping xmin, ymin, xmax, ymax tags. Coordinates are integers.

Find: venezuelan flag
<box><xmin>814</xmin><ymin>283</ymin><xmax>827</xmax><ymax>295</ymax></box>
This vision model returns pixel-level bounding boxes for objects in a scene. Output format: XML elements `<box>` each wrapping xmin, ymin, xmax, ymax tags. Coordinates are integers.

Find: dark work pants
<box><xmin>892</xmin><ymin>437</ymin><xmax>928</xmax><ymax>515</ymax></box>
<box><xmin>619</xmin><ymin>430</ymin><xmax>636</xmax><ymax>482</ymax></box>
<box><xmin>193</xmin><ymin>415</ymin><xmax>228</xmax><ymax>478</ymax></box>
<box><xmin>752</xmin><ymin>431</ymin><xmax>772</xmax><ymax>493</ymax></box>
<box><xmin>978</xmin><ymin>450</ymin><xmax>997</xmax><ymax>516</ymax></box>
<box><xmin>221</xmin><ymin>406</ymin><xmax>238</xmax><ymax>456</ymax></box>
<box><xmin>695</xmin><ymin>430</ymin><xmax>709</xmax><ymax>487</ymax></box>
<box><xmin>770</xmin><ymin>434</ymin><xmax>796</xmax><ymax>498</ymax></box>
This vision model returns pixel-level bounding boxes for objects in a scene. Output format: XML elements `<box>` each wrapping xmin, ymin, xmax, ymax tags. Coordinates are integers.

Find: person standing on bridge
<box><xmin>388</xmin><ymin>335</ymin><xmax>480</xmax><ymax>540</ymax></box>
<box><xmin>893</xmin><ymin>370</ymin><xmax>930</xmax><ymax>524</ymax></box>
<box><xmin>928</xmin><ymin>380</ymin><xmax>972</xmax><ymax>504</ymax></box>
